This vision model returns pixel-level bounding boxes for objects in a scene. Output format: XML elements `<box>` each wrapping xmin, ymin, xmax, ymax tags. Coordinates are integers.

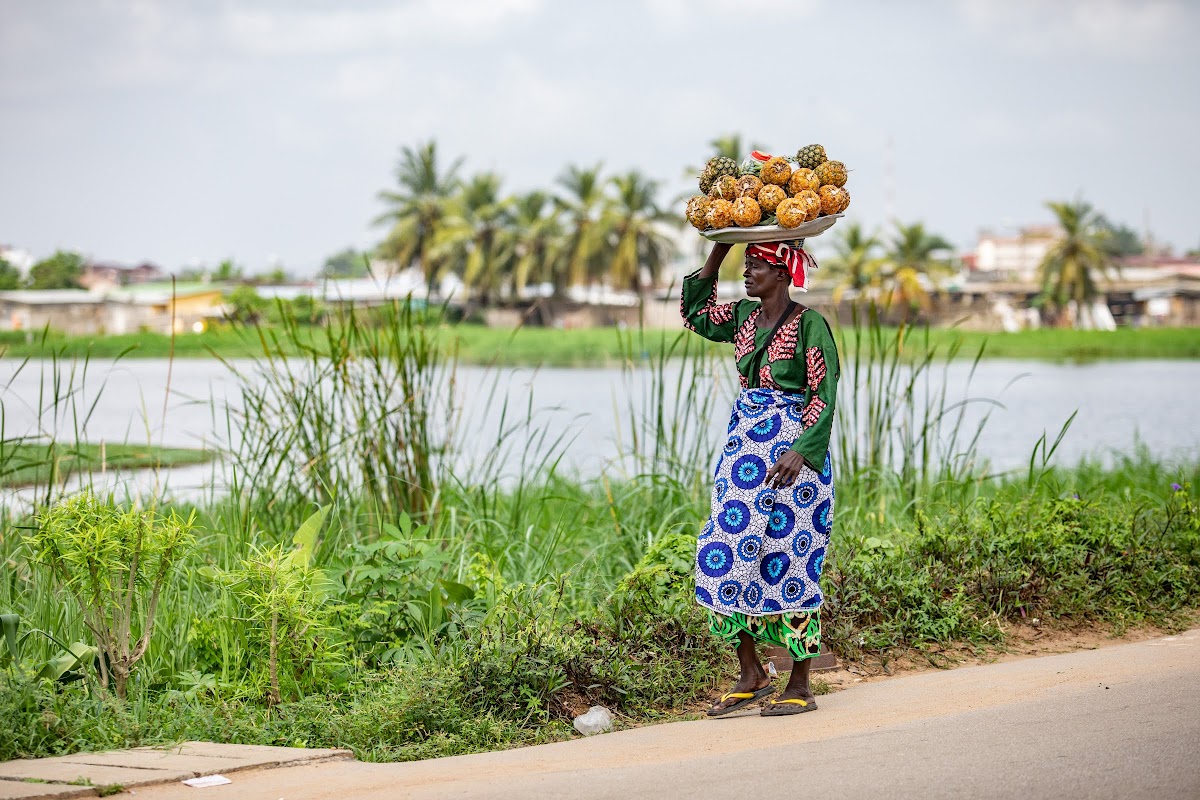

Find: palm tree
<box><xmin>1038</xmin><ymin>200</ymin><xmax>1117</xmax><ymax>327</ymax></box>
<box><xmin>879</xmin><ymin>222</ymin><xmax>955</xmax><ymax>316</ymax></box>
<box><xmin>375</xmin><ymin>140</ymin><xmax>463</xmax><ymax>298</ymax></box>
<box><xmin>825</xmin><ymin>222</ymin><xmax>882</xmax><ymax>302</ymax></box>
<box><xmin>555</xmin><ymin>163</ymin><xmax>608</xmax><ymax>292</ymax></box>
<box><xmin>434</xmin><ymin>173</ymin><xmax>512</xmax><ymax>306</ymax></box>
<box><xmin>604</xmin><ymin>170</ymin><xmax>678</xmax><ymax>302</ymax></box>
<box><xmin>504</xmin><ymin>191</ymin><xmax>564</xmax><ymax>298</ymax></box>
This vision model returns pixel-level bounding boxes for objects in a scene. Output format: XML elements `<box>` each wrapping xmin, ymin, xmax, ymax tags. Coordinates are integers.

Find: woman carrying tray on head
<box><xmin>680</xmin><ymin>239</ymin><xmax>839</xmax><ymax>717</ymax></box>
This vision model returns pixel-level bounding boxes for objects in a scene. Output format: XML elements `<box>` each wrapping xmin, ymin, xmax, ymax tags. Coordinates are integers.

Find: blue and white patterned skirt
<box><xmin>695</xmin><ymin>387</ymin><xmax>834</xmax><ymax>617</ymax></box>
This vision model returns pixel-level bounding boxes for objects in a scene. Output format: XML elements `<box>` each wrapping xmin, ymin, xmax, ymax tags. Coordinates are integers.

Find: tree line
<box><xmin>3</xmin><ymin>134</ymin><xmax>1176</xmax><ymax>330</ymax></box>
<box><xmin>821</xmin><ymin>199</ymin><xmax>1154</xmax><ymax>323</ymax></box>
<box><xmin>365</xmin><ymin>140</ymin><xmax>677</xmax><ymax>305</ymax></box>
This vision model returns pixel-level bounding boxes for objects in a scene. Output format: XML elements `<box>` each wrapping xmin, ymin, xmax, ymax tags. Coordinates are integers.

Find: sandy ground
<box><xmin>811</xmin><ymin>619</ymin><xmax>1188</xmax><ymax>696</ymax></box>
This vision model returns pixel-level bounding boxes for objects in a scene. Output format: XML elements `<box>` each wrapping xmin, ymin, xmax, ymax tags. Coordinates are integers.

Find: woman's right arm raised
<box><xmin>680</xmin><ymin>243</ymin><xmax>739</xmax><ymax>343</ymax></box>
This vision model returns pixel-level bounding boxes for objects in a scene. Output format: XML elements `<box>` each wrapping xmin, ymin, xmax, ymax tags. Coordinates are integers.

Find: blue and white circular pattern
<box><xmin>695</xmin><ymin>388</ymin><xmax>834</xmax><ymax>617</ymax></box>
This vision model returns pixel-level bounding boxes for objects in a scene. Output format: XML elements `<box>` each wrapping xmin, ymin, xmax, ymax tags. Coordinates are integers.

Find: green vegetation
<box><xmin>0</xmin><ymin>257</ymin><xmax>20</xmax><ymax>291</ymax></box>
<box><xmin>0</xmin><ymin>441</ymin><xmax>213</xmax><ymax>488</ymax></box>
<box><xmin>27</xmin><ymin>251</ymin><xmax>85</xmax><ymax>291</ymax></box>
<box><xmin>1</xmin><ymin>305</ymin><xmax>1197</xmax><ymax>763</ymax></box>
<box><xmin>1038</xmin><ymin>200</ymin><xmax>1120</xmax><ymax>326</ymax></box>
<box><xmin>3</xmin><ymin>322</ymin><xmax>1199</xmax><ymax>365</ymax></box>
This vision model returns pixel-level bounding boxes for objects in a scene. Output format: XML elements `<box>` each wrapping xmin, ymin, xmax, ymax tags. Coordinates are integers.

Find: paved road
<box><xmin>137</xmin><ymin>629</ymin><xmax>1200</xmax><ymax>800</ymax></box>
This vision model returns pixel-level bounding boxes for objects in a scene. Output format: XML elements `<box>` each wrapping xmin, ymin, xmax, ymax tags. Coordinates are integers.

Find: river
<box><xmin>1</xmin><ymin>357</ymin><xmax>1196</xmax><ymax>505</ymax></box>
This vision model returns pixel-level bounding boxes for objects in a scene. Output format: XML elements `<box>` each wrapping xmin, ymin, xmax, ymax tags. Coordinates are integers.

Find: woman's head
<box><xmin>742</xmin><ymin>252</ymin><xmax>790</xmax><ymax>298</ymax></box>
<box><xmin>743</xmin><ymin>241</ymin><xmax>814</xmax><ymax>297</ymax></box>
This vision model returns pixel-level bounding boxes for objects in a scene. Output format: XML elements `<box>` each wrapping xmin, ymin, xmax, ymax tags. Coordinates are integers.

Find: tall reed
<box><xmin>215</xmin><ymin>301</ymin><xmax>454</xmax><ymax>535</ymax></box>
<box><xmin>833</xmin><ymin>302</ymin><xmax>999</xmax><ymax>504</ymax></box>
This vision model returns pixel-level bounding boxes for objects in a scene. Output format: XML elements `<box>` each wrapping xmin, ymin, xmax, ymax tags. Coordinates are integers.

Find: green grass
<box><xmin>1</xmin><ymin>305</ymin><xmax>1197</xmax><ymax>764</ymax></box>
<box><xmin>2</xmin><ymin>456</ymin><xmax>1196</xmax><ymax>763</ymax></box>
<box><xmin>0</xmin><ymin>441</ymin><xmax>213</xmax><ymax>488</ymax></box>
<box><xmin>2</xmin><ymin>323</ymin><xmax>1199</xmax><ymax>365</ymax></box>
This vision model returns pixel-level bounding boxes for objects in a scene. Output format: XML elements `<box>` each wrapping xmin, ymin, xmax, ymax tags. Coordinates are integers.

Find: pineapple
<box><xmin>794</xmin><ymin>144</ymin><xmax>827</xmax><ymax>170</ymax></box>
<box><xmin>710</xmin><ymin>174</ymin><xmax>738</xmax><ymax>200</ymax></box>
<box><xmin>757</xmin><ymin>184</ymin><xmax>786</xmax><ymax>213</ymax></box>
<box><xmin>815</xmin><ymin>160</ymin><xmax>848</xmax><ymax>187</ymax></box>
<box><xmin>706</xmin><ymin>198</ymin><xmax>735</xmax><ymax>229</ymax></box>
<box><xmin>760</xmin><ymin>156</ymin><xmax>792</xmax><ymax>186</ymax></box>
<box><xmin>775</xmin><ymin>197</ymin><xmax>807</xmax><ymax>229</ymax></box>
<box><xmin>738</xmin><ymin>158</ymin><xmax>763</xmax><ymax>176</ymax></box>
<box><xmin>818</xmin><ymin>185</ymin><xmax>849</xmax><ymax>215</ymax></box>
<box><xmin>732</xmin><ymin>196</ymin><xmax>762</xmax><ymax>227</ymax></box>
<box><xmin>834</xmin><ymin>186</ymin><xmax>851</xmax><ymax>213</ymax></box>
<box><xmin>699</xmin><ymin>156</ymin><xmax>738</xmax><ymax>193</ymax></box>
<box><xmin>736</xmin><ymin>174</ymin><xmax>764</xmax><ymax>198</ymax></box>
<box><xmin>685</xmin><ymin>195</ymin><xmax>712</xmax><ymax>230</ymax></box>
<box><xmin>787</xmin><ymin>168</ymin><xmax>820</xmax><ymax>195</ymax></box>
<box><xmin>796</xmin><ymin>189</ymin><xmax>822</xmax><ymax>221</ymax></box>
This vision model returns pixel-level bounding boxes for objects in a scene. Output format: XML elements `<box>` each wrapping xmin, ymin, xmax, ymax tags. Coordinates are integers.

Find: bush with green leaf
<box><xmin>1</xmin><ymin>613</ymin><xmax>98</xmax><ymax>685</ymax></box>
<box><xmin>334</xmin><ymin>512</ymin><xmax>483</xmax><ymax>666</ymax></box>
<box><xmin>218</xmin><ymin>506</ymin><xmax>346</xmax><ymax>704</ymax></box>
<box><xmin>28</xmin><ymin>493</ymin><xmax>195</xmax><ymax>698</ymax></box>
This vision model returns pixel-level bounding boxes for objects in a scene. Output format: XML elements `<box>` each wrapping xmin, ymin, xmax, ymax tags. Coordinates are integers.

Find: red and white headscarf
<box><xmin>746</xmin><ymin>242</ymin><xmax>819</xmax><ymax>292</ymax></box>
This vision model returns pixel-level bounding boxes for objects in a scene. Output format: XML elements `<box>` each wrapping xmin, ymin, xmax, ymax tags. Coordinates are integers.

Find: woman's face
<box><xmin>743</xmin><ymin>256</ymin><xmax>787</xmax><ymax>298</ymax></box>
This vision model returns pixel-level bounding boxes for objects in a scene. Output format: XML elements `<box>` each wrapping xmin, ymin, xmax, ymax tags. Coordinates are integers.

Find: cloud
<box><xmin>646</xmin><ymin>0</ymin><xmax>822</xmax><ymax>21</ymax></box>
<box><xmin>221</xmin><ymin>0</ymin><xmax>544</xmax><ymax>57</ymax></box>
<box><xmin>955</xmin><ymin>0</ymin><xmax>1191</xmax><ymax>59</ymax></box>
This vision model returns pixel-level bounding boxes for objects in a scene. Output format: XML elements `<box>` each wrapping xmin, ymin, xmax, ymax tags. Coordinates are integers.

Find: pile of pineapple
<box><xmin>686</xmin><ymin>144</ymin><xmax>850</xmax><ymax>232</ymax></box>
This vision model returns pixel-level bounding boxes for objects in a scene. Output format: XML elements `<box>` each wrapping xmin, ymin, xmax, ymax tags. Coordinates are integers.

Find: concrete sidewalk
<box><xmin>0</xmin><ymin>743</ymin><xmax>351</xmax><ymax>799</ymax></box>
<box><xmin>6</xmin><ymin>629</ymin><xmax>1199</xmax><ymax>799</ymax></box>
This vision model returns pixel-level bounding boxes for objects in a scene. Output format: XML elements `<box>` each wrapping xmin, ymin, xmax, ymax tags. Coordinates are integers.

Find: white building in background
<box><xmin>969</xmin><ymin>225</ymin><xmax>1062</xmax><ymax>282</ymax></box>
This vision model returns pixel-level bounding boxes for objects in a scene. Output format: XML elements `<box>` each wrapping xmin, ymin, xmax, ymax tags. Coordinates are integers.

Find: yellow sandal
<box><xmin>761</xmin><ymin>696</ymin><xmax>818</xmax><ymax>716</ymax></box>
<box><xmin>706</xmin><ymin>685</ymin><xmax>776</xmax><ymax>717</ymax></box>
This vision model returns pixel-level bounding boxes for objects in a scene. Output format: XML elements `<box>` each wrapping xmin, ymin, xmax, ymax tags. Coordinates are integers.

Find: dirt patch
<box><xmin>814</xmin><ymin>615</ymin><xmax>1200</xmax><ymax>695</ymax></box>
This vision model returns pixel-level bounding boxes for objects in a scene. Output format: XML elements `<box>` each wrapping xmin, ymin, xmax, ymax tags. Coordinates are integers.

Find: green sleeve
<box><xmin>790</xmin><ymin>312</ymin><xmax>840</xmax><ymax>467</ymax></box>
<box><xmin>680</xmin><ymin>270</ymin><xmax>742</xmax><ymax>344</ymax></box>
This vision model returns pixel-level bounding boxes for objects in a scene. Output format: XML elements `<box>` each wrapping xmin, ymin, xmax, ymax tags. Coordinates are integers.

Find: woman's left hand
<box><xmin>766</xmin><ymin>451</ymin><xmax>807</xmax><ymax>489</ymax></box>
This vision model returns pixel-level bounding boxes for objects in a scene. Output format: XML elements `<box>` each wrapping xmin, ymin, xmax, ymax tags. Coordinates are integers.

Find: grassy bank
<box><xmin>3</xmin><ymin>322</ymin><xmax>1200</xmax><ymax>366</ymax></box>
<box><xmin>1</xmin><ymin>305</ymin><xmax>1197</xmax><ymax>763</ymax></box>
<box><xmin>2</xmin><ymin>459</ymin><xmax>1197</xmax><ymax>762</ymax></box>
<box><xmin>0</xmin><ymin>441</ymin><xmax>212</xmax><ymax>488</ymax></box>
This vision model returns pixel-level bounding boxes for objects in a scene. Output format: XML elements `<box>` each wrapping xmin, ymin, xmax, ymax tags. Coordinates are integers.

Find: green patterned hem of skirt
<box><xmin>708</xmin><ymin>608</ymin><xmax>822</xmax><ymax>661</ymax></box>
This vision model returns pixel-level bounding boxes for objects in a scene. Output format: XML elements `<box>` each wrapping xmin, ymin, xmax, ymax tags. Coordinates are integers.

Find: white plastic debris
<box><xmin>572</xmin><ymin>705</ymin><xmax>614</xmax><ymax>736</ymax></box>
<box><xmin>182</xmin><ymin>774</ymin><xmax>232</xmax><ymax>788</ymax></box>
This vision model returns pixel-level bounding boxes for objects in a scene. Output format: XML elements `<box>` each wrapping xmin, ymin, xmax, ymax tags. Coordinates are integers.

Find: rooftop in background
<box><xmin>975</xmin><ymin>225</ymin><xmax>1064</xmax><ymax>245</ymax></box>
<box><xmin>255</xmin><ymin>270</ymin><xmax>463</xmax><ymax>304</ymax></box>
<box><xmin>1118</xmin><ymin>255</ymin><xmax>1200</xmax><ymax>270</ymax></box>
<box><xmin>0</xmin><ymin>285</ymin><xmax>221</xmax><ymax>305</ymax></box>
<box><xmin>0</xmin><ymin>289</ymin><xmax>105</xmax><ymax>305</ymax></box>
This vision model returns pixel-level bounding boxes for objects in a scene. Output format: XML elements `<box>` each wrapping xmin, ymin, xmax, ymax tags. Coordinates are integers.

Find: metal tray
<box><xmin>701</xmin><ymin>214</ymin><xmax>843</xmax><ymax>244</ymax></box>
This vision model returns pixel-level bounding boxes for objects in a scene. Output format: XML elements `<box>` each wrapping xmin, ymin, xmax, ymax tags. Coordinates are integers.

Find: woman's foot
<box><xmin>707</xmin><ymin>675</ymin><xmax>775</xmax><ymax>716</ymax></box>
<box><xmin>760</xmin><ymin>681</ymin><xmax>817</xmax><ymax>716</ymax></box>
<box><xmin>761</xmin><ymin>658</ymin><xmax>817</xmax><ymax>715</ymax></box>
<box><xmin>707</xmin><ymin>631</ymin><xmax>775</xmax><ymax>717</ymax></box>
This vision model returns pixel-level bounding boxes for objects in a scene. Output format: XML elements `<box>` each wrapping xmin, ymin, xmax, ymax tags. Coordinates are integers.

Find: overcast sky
<box><xmin>2</xmin><ymin>0</ymin><xmax>1198</xmax><ymax>274</ymax></box>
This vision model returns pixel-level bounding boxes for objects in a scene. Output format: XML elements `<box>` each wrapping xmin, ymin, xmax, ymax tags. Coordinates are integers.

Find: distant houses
<box><xmin>964</xmin><ymin>225</ymin><xmax>1062</xmax><ymax>283</ymax></box>
<box><xmin>0</xmin><ymin>284</ymin><xmax>224</xmax><ymax>336</ymax></box>
<box><xmin>946</xmin><ymin>228</ymin><xmax>1199</xmax><ymax>329</ymax></box>
<box><xmin>79</xmin><ymin>260</ymin><xmax>166</xmax><ymax>291</ymax></box>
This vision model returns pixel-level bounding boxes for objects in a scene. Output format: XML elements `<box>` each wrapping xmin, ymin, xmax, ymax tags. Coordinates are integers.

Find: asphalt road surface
<box><xmin>136</xmin><ymin>629</ymin><xmax>1200</xmax><ymax>800</ymax></box>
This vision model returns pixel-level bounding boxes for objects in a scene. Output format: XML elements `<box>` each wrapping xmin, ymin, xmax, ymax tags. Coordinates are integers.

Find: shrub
<box><xmin>28</xmin><ymin>493</ymin><xmax>195</xmax><ymax>698</ymax></box>
<box><xmin>218</xmin><ymin>506</ymin><xmax>346</xmax><ymax>704</ymax></box>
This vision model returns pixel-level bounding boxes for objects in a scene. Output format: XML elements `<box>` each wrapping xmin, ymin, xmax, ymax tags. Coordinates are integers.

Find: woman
<box><xmin>680</xmin><ymin>239</ymin><xmax>839</xmax><ymax>717</ymax></box>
